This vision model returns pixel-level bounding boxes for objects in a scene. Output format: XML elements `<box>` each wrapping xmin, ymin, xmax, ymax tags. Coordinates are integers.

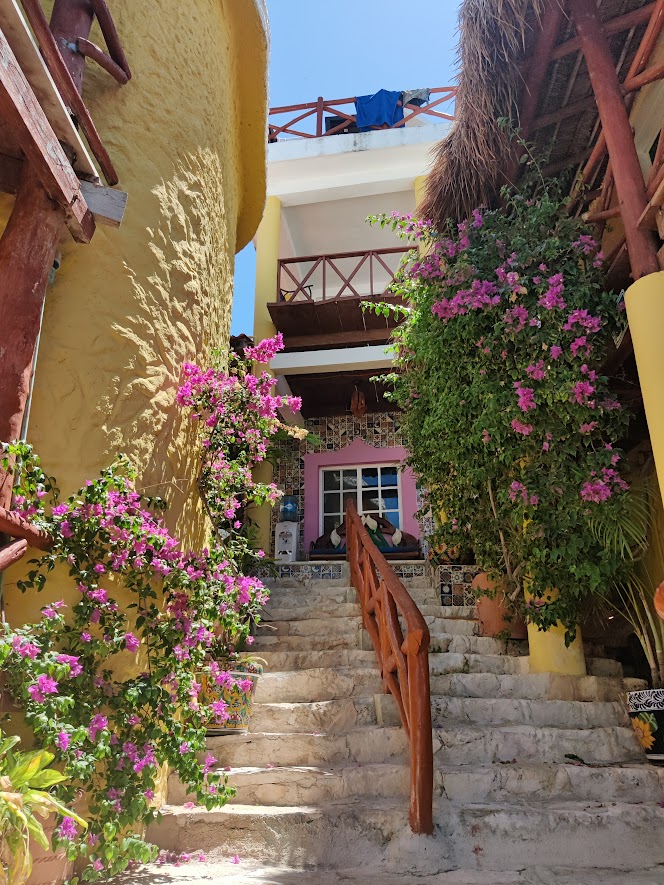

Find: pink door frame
<box><xmin>302</xmin><ymin>437</ymin><xmax>419</xmax><ymax>552</ymax></box>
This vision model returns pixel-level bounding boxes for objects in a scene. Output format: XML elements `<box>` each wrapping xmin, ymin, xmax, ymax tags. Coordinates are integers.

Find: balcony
<box><xmin>268</xmin><ymin>87</ymin><xmax>456</xmax><ymax>142</ymax></box>
<box><xmin>269</xmin><ymin>246</ymin><xmax>412</xmax><ymax>350</ymax></box>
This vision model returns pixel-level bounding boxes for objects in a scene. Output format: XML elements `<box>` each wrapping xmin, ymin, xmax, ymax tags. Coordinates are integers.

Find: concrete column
<box><xmin>414</xmin><ymin>175</ymin><xmax>427</xmax><ymax>210</ymax></box>
<box><xmin>253</xmin><ymin>195</ymin><xmax>281</xmax><ymax>344</ymax></box>
<box><xmin>252</xmin><ymin>196</ymin><xmax>281</xmax><ymax>554</ymax></box>
<box><xmin>626</xmin><ymin>272</ymin><xmax>664</xmax><ymax>507</ymax></box>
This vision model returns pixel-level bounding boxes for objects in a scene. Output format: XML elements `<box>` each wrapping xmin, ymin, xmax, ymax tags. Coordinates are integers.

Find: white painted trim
<box><xmin>271</xmin><ymin>344</ymin><xmax>394</xmax><ymax>376</ymax></box>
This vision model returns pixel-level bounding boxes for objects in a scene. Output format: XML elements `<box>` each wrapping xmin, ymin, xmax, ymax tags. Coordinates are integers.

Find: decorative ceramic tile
<box><xmin>393</xmin><ymin>564</ymin><xmax>426</xmax><ymax>579</ymax></box>
<box><xmin>429</xmin><ymin>563</ymin><xmax>481</xmax><ymax>607</ymax></box>
<box><xmin>254</xmin><ymin>562</ymin><xmax>344</xmax><ymax>581</ymax></box>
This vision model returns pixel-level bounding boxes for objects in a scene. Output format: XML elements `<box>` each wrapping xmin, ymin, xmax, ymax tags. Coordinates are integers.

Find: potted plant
<box><xmin>0</xmin><ymin>729</ymin><xmax>86</xmax><ymax>885</ymax></box>
<box><xmin>369</xmin><ymin>169</ymin><xmax>632</xmax><ymax>672</ymax></box>
<box><xmin>202</xmin><ymin>655</ymin><xmax>267</xmax><ymax>737</ymax></box>
<box><xmin>601</xmin><ymin>478</ymin><xmax>664</xmax><ymax>760</ymax></box>
<box><xmin>472</xmin><ymin>571</ymin><xmax>527</xmax><ymax>639</ymax></box>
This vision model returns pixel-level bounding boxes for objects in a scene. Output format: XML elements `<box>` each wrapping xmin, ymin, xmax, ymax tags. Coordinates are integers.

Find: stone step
<box><xmin>168</xmin><ymin>758</ymin><xmax>663</xmax><ymax>809</ymax></box>
<box><xmin>253</xmin><ymin>631</ymin><xmax>528</xmax><ymax>654</ymax></box>
<box><xmin>206</xmin><ymin>727</ymin><xmax>408</xmax><ymax>768</ymax></box>
<box><xmin>439</xmin><ymin>762</ymin><xmax>664</xmax><ymax>804</ymax></box>
<box><xmin>264</xmin><ymin>617</ymin><xmax>364</xmax><ymax>638</ymax></box>
<box><xmin>250</xmin><ymin>697</ymin><xmax>401</xmax><ymax>733</ymax></box>
<box><xmin>255</xmin><ymin>665</ymin><xmax>627</xmax><ymax>705</ymax></box>
<box><xmin>433</xmin><ymin>724</ymin><xmax>642</xmax><ymax>766</ymax></box>
<box><xmin>148</xmin><ymin>797</ymin><xmax>664</xmax><ymax>873</ymax></box>
<box><xmin>431</xmin><ymin>697</ymin><xmax>626</xmax><ymax>729</ymax></box>
<box><xmin>123</xmin><ymin>861</ymin><xmax>664</xmax><ymax>885</ymax></box>
<box><xmin>266</xmin><ymin>583</ymin><xmax>439</xmax><ymax>604</ymax></box>
<box><xmin>429</xmin><ymin>672</ymin><xmax>631</xmax><ymax>702</ymax></box>
<box><xmin>147</xmin><ymin>798</ymin><xmax>410</xmax><ymax>869</ymax></box>
<box><xmin>167</xmin><ymin>762</ymin><xmax>409</xmax><ymax>807</ymax></box>
<box><xmin>439</xmin><ymin>801</ymin><xmax>664</xmax><ymax>872</ymax></box>
<box><xmin>206</xmin><ymin>723</ymin><xmax>642</xmax><ymax>770</ymax></box>
<box><xmin>258</xmin><ymin>649</ymin><xmax>378</xmax><ymax>672</ymax></box>
<box><xmin>256</xmin><ymin>649</ymin><xmax>530</xmax><ymax>675</ymax></box>
<box><xmin>254</xmin><ymin>668</ymin><xmax>382</xmax><ymax>703</ymax></box>
<box><xmin>250</xmin><ymin>694</ymin><xmax>626</xmax><ymax>734</ymax></box>
<box><xmin>261</xmin><ymin>602</ymin><xmax>476</xmax><ymax>620</ymax></box>
<box><xmin>263</xmin><ymin>615</ymin><xmax>478</xmax><ymax>639</ymax></box>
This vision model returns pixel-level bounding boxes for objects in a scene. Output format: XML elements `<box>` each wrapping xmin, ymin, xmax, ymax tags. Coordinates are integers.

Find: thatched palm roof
<box><xmin>421</xmin><ymin>0</ymin><xmax>652</xmax><ymax>228</ymax></box>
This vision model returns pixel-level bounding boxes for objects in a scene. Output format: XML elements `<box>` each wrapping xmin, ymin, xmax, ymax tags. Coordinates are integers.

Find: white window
<box><xmin>320</xmin><ymin>464</ymin><xmax>401</xmax><ymax>535</ymax></box>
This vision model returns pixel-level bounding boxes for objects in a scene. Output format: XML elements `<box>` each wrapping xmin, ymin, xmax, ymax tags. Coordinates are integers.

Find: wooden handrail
<box><xmin>345</xmin><ymin>500</ymin><xmax>433</xmax><ymax>835</ymax></box>
<box><xmin>0</xmin><ymin>506</ymin><xmax>53</xmax><ymax>552</ymax></box>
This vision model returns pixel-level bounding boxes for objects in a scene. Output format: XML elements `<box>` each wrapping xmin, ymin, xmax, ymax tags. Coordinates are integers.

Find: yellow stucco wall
<box><xmin>2</xmin><ymin>0</ymin><xmax>268</xmax><ymax>625</ymax></box>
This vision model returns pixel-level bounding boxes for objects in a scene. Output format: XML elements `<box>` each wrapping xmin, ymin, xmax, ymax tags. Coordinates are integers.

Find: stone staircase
<box><xmin>147</xmin><ymin>564</ymin><xmax>664</xmax><ymax>882</ymax></box>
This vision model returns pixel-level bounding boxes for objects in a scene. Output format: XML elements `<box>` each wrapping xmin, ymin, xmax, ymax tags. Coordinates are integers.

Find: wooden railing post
<box><xmin>345</xmin><ymin>500</ymin><xmax>434</xmax><ymax>835</ymax></box>
<box><xmin>315</xmin><ymin>95</ymin><xmax>324</xmax><ymax>137</ymax></box>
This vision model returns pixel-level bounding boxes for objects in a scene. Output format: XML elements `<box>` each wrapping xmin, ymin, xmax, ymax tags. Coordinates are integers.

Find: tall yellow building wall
<box><xmin>2</xmin><ymin>0</ymin><xmax>268</xmax><ymax>625</ymax></box>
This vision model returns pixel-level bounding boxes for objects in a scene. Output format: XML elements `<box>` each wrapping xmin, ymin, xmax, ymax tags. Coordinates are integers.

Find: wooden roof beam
<box><xmin>569</xmin><ymin>0</ymin><xmax>659</xmax><ymax>279</ymax></box>
<box><xmin>0</xmin><ymin>24</ymin><xmax>94</xmax><ymax>242</ymax></box>
<box><xmin>0</xmin><ymin>152</ymin><xmax>127</xmax><ymax>227</ymax></box>
<box><xmin>549</xmin><ymin>2</ymin><xmax>656</xmax><ymax>62</ymax></box>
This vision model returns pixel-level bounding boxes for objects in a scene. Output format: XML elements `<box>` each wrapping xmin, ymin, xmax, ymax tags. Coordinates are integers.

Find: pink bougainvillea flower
<box><xmin>511</xmin><ymin>419</ymin><xmax>533</xmax><ymax>436</ymax></box>
<box><xmin>88</xmin><ymin>713</ymin><xmax>109</xmax><ymax>742</ymax></box>
<box><xmin>55</xmin><ymin>731</ymin><xmax>71</xmax><ymax>751</ymax></box>
<box><xmin>124</xmin><ymin>632</ymin><xmax>140</xmax><ymax>652</ymax></box>
<box><xmin>230</xmin><ymin>855</ymin><xmax>241</xmax><ymax>865</ymax></box>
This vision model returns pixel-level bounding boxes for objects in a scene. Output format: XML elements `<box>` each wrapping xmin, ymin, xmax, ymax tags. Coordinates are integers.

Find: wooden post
<box><xmin>569</xmin><ymin>0</ymin><xmax>659</xmax><ymax>279</ymax></box>
<box><xmin>0</xmin><ymin>165</ymin><xmax>65</xmax><ymax>508</ymax></box>
<box><xmin>49</xmin><ymin>0</ymin><xmax>94</xmax><ymax>92</ymax></box>
<box><xmin>315</xmin><ymin>95</ymin><xmax>324</xmax><ymax>137</ymax></box>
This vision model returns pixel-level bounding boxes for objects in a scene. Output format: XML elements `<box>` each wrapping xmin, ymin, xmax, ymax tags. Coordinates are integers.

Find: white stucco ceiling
<box><xmin>281</xmin><ymin>190</ymin><xmax>415</xmax><ymax>259</ymax></box>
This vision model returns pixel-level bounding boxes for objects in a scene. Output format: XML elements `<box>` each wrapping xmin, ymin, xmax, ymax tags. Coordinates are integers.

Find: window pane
<box><xmin>342</xmin><ymin>470</ymin><xmax>357</xmax><ymax>491</ymax></box>
<box><xmin>324</xmin><ymin>515</ymin><xmax>340</xmax><ymax>534</ymax></box>
<box><xmin>381</xmin><ymin>466</ymin><xmax>398</xmax><ymax>487</ymax></box>
<box><xmin>362</xmin><ymin>491</ymin><xmax>380</xmax><ymax>512</ymax></box>
<box><xmin>323</xmin><ymin>470</ymin><xmax>340</xmax><ymax>491</ymax></box>
<box><xmin>362</xmin><ymin>468</ymin><xmax>379</xmax><ymax>487</ymax></box>
<box><xmin>382</xmin><ymin>491</ymin><xmax>399</xmax><ymax>511</ymax></box>
<box><xmin>324</xmin><ymin>492</ymin><xmax>341</xmax><ymax>514</ymax></box>
<box><xmin>385</xmin><ymin>511</ymin><xmax>400</xmax><ymax>529</ymax></box>
<box><xmin>341</xmin><ymin>493</ymin><xmax>355</xmax><ymax>514</ymax></box>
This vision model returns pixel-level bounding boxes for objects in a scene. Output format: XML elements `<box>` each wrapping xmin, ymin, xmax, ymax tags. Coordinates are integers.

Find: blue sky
<box><xmin>230</xmin><ymin>0</ymin><xmax>463</xmax><ymax>336</ymax></box>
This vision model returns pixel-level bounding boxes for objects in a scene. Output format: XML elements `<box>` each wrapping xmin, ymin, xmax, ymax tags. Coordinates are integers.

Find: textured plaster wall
<box><xmin>3</xmin><ymin>0</ymin><xmax>268</xmax><ymax>625</ymax></box>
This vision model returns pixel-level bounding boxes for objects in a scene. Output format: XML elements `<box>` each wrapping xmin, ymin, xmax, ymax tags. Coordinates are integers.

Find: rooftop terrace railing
<box><xmin>268</xmin><ymin>87</ymin><xmax>457</xmax><ymax>142</ymax></box>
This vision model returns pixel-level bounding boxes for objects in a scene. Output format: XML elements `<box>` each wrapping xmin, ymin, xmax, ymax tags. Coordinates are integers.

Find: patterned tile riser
<box><xmin>431</xmin><ymin>564</ymin><xmax>482</xmax><ymax>607</ymax></box>
<box><xmin>254</xmin><ymin>563</ymin><xmax>344</xmax><ymax>582</ymax></box>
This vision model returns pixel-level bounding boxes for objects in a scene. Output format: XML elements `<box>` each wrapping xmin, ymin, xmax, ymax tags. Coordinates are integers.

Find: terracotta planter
<box><xmin>472</xmin><ymin>572</ymin><xmax>527</xmax><ymax>639</ymax></box>
<box><xmin>203</xmin><ymin>661</ymin><xmax>263</xmax><ymax>736</ymax></box>
<box><xmin>27</xmin><ymin>817</ymin><xmax>73</xmax><ymax>885</ymax></box>
<box><xmin>628</xmin><ymin>689</ymin><xmax>664</xmax><ymax>762</ymax></box>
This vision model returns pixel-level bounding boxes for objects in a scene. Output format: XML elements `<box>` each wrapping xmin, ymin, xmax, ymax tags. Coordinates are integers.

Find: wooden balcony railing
<box><xmin>268</xmin><ymin>87</ymin><xmax>456</xmax><ymax>142</ymax></box>
<box><xmin>276</xmin><ymin>247</ymin><xmax>411</xmax><ymax>304</ymax></box>
<box><xmin>345</xmin><ymin>500</ymin><xmax>433</xmax><ymax>835</ymax></box>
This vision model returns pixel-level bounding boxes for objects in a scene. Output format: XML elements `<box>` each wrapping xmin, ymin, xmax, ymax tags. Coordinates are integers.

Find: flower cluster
<box><xmin>369</xmin><ymin>177</ymin><xmax>630</xmax><ymax>636</ymax></box>
<box><xmin>0</xmin><ymin>336</ymin><xmax>289</xmax><ymax>880</ymax></box>
<box><xmin>177</xmin><ymin>336</ymin><xmax>301</xmax><ymax>547</ymax></box>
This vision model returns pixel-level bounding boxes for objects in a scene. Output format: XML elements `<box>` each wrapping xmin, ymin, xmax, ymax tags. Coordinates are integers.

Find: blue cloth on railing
<box><xmin>355</xmin><ymin>89</ymin><xmax>404</xmax><ymax>131</ymax></box>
